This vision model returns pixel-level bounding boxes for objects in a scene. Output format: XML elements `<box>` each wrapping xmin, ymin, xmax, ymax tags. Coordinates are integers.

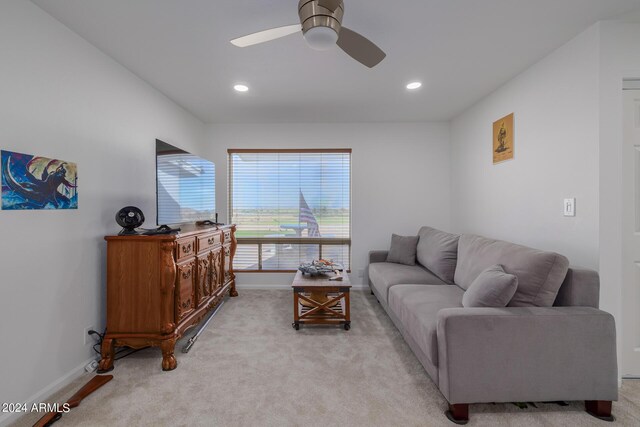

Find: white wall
<box><xmin>0</xmin><ymin>1</ymin><xmax>206</xmax><ymax>423</ymax></box>
<box><xmin>450</xmin><ymin>25</ymin><xmax>601</xmax><ymax>269</ymax></box>
<box><xmin>597</xmin><ymin>19</ymin><xmax>640</xmax><ymax>374</ymax></box>
<box><xmin>205</xmin><ymin>123</ymin><xmax>451</xmax><ymax>287</ymax></box>
<box><xmin>450</xmin><ymin>19</ymin><xmax>640</xmax><ymax>379</ymax></box>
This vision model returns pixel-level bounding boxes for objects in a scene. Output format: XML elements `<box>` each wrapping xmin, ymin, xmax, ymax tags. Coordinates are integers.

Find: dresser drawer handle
<box><xmin>182</xmin><ymin>243</ymin><xmax>192</xmax><ymax>254</ymax></box>
<box><xmin>208</xmin><ymin>237</ymin><xmax>216</xmax><ymax>245</ymax></box>
<box><xmin>181</xmin><ymin>269</ymin><xmax>192</xmax><ymax>280</ymax></box>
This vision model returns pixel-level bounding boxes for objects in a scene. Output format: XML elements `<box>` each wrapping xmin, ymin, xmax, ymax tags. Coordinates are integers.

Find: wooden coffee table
<box><xmin>291</xmin><ymin>270</ymin><xmax>351</xmax><ymax>330</ymax></box>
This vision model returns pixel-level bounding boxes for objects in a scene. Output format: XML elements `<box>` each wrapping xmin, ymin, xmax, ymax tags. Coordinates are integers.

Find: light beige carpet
<box><xmin>13</xmin><ymin>290</ymin><xmax>640</xmax><ymax>427</ymax></box>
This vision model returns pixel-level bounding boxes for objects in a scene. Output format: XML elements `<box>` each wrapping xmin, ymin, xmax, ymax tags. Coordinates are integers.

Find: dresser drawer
<box><xmin>197</xmin><ymin>232</ymin><xmax>222</xmax><ymax>253</ymax></box>
<box><xmin>176</xmin><ymin>259</ymin><xmax>195</xmax><ymax>322</ymax></box>
<box><xmin>176</xmin><ymin>237</ymin><xmax>196</xmax><ymax>261</ymax></box>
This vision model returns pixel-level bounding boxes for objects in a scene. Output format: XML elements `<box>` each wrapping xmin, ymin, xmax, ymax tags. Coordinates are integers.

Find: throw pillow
<box><xmin>462</xmin><ymin>264</ymin><xmax>518</xmax><ymax>308</ymax></box>
<box><xmin>416</xmin><ymin>226</ymin><xmax>459</xmax><ymax>284</ymax></box>
<box><xmin>386</xmin><ymin>234</ymin><xmax>419</xmax><ymax>266</ymax></box>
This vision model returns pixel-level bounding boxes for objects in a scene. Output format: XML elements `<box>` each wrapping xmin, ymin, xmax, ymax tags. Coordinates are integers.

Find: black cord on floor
<box><xmin>114</xmin><ymin>347</ymin><xmax>148</xmax><ymax>360</ymax></box>
<box><xmin>89</xmin><ymin>329</ymin><xmax>104</xmax><ymax>356</ymax></box>
<box><xmin>88</xmin><ymin>329</ymin><xmax>150</xmax><ymax>361</ymax></box>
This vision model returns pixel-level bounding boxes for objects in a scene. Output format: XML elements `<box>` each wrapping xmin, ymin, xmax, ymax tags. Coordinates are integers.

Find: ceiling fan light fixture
<box><xmin>406</xmin><ymin>81</ymin><xmax>422</xmax><ymax>90</ymax></box>
<box><xmin>303</xmin><ymin>26</ymin><xmax>338</xmax><ymax>50</ymax></box>
<box><xmin>230</xmin><ymin>0</ymin><xmax>386</xmax><ymax>68</ymax></box>
<box><xmin>234</xmin><ymin>84</ymin><xmax>249</xmax><ymax>92</ymax></box>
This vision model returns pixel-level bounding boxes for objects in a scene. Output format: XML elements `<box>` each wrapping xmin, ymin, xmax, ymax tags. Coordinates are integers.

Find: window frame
<box><xmin>227</xmin><ymin>148</ymin><xmax>352</xmax><ymax>273</ymax></box>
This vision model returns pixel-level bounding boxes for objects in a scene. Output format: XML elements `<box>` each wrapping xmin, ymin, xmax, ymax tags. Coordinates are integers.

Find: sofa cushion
<box><xmin>416</xmin><ymin>227</ymin><xmax>459</xmax><ymax>284</ymax></box>
<box><xmin>462</xmin><ymin>264</ymin><xmax>518</xmax><ymax>307</ymax></box>
<box><xmin>455</xmin><ymin>234</ymin><xmax>570</xmax><ymax>307</ymax></box>
<box><xmin>369</xmin><ymin>262</ymin><xmax>448</xmax><ymax>305</ymax></box>
<box><xmin>386</xmin><ymin>234</ymin><xmax>419</xmax><ymax>265</ymax></box>
<box><xmin>388</xmin><ymin>284</ymin><xmax>464</xmax><ymax>366</ymax></box>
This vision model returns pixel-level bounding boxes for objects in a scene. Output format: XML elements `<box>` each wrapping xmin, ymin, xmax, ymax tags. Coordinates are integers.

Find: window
<box><xmin>228</xmin><ymin>149</ymin><xmax>351</xmax><ymax>271</ymax></box>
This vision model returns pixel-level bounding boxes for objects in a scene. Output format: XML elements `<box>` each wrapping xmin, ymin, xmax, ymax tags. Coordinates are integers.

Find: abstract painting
<box><xmin>1</xmin><ymin>150</ymin><xmax>78</xmax><ymax>210</ymax></box>
<box><xmin>493</xmin><ymin>113</ymin><xmax>515</xmax><ymax>164</ymax></box>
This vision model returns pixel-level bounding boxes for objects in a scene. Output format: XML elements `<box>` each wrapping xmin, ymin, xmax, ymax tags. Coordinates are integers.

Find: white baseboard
<box><xmin>0</xmin><ymin>357</ymin><xmax>96</xmax><ymax>427</ymax></box>
<box><xmin>236</xmin><ymin>284</ymin><xmax>368</xmax><ymax>291</ymax></box>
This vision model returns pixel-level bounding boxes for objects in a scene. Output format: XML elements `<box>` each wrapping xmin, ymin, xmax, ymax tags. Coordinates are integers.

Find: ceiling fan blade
<box><xmin>230</xmin><ymin>24</ymin><xmax>301</xmax><ymax>47</ymax></box>
<box><xmin>317</xmin><ymin>0</ymin><xmax>341</xmax><ymax>12</ymax></box>
<box><xmin>337</xmin><ymin>27</ymin><xmax>386</xmax><ymax>68</ymax></box>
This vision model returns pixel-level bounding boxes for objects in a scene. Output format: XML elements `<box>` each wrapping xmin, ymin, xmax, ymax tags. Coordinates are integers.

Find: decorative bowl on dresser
<box><xmin>98</xmin><ymin>224</ymin><xmax>237</xmax><ymax>372</ymax></box>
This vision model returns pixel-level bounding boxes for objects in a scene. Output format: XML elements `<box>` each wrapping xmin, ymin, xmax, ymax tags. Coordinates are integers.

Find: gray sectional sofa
<box><xmin>368</xmin><ymin>226</ymin><xmax>618</xmax><ymax>424</ymax></box>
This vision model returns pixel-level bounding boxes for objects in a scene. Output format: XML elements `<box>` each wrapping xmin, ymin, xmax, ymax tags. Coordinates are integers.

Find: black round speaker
<box><xmin>116</xmin><ymin>206</ymin><xmax>145</xmax><ymax>235</ymax></box>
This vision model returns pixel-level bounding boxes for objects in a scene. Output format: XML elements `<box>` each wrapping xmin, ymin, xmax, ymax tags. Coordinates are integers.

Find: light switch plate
<box><xmin>564</xmin><ymin>198</ymin><xmax>576</xmax><ymax>217</ymax></box>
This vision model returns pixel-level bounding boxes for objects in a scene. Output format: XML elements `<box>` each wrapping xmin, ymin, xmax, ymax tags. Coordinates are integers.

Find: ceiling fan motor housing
<box><xmin>298</xmin><ymin>0</ymin><xmax>344</xmax><ymax>37</ymax></box>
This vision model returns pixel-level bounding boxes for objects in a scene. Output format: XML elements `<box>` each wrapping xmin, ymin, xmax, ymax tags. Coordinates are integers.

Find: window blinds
<box><xmin>228</xmin><ymin>149</ymin><xmax>351</xmax><ymax>271</ymax></box>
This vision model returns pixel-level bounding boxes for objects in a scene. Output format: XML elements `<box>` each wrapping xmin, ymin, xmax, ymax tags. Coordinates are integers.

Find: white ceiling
<box><xmin>32</xmin><ymin>0</ymin><xmax>640</xmax><ymax>123</ymax></box>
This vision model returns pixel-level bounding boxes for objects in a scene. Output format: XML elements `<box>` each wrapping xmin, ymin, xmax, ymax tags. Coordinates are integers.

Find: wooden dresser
<box><xmin>98</xmin><ymin>224</ymin><xmax>237</xmax><ymax>372</ymax></box>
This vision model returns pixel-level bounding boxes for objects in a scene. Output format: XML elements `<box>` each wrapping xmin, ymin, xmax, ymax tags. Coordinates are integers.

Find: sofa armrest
<box><xmin>436</xmin><ymin>307</ymin><xmax>618</xmax><ymax>405</ymax></box>
<box><xmin>368</xmin><ymin>250</ymin><xmax>389</xmax><ymax>264</ymax></box>
<box><xmin>554</xmin><ymin>266</ymin><xmax>600</xmax><ymax>308</ymax></box>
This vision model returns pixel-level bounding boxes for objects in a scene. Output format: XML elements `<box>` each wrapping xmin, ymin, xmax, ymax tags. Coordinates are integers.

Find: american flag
<box><xmin>299</xmin><ymin>190</ymin><xmax>320</xmax><ymax>237</ymax></box>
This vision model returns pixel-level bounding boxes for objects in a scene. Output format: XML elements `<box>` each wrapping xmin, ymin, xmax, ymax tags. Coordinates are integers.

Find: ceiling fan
<box><xmin>230</xmin><ymin>0</ymin><xmax>386</xmax><ymax>68</ymax></box>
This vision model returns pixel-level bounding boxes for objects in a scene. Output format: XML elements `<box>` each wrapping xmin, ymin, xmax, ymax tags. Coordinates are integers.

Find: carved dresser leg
<box><xmin>229</xmin><ymin>275</ymin><xmax>238</xmax><ymax>297</ymax></box>
<box><xmin>585</xmin><ymin>400</ymin><xmax>615</xmax><ymax>422</ymax></box>
<box><xmin>445</xmin><ymin>403</ymin><xmax>469</xmax><ymax>425</ymax></box>
<box><xmin>229</xmin><ymin>224</ymin><xmax>238</xmax><ymax>297</ymax></box>
<box><xmin>97</xmin><ymin>338</ymin><xmax>115</xmax><ymax>373</ymax></box>
<box><xmin>161</xmin><ymin>338</ymin><xmax>177</xmax><ymax>371</ymax></box>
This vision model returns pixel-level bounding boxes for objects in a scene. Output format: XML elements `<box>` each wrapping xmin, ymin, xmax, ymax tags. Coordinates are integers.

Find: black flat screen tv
<box><xmin>156</xmin><ymin>139</ymin><xmax>215</xmax><ymax>225</ymax></box>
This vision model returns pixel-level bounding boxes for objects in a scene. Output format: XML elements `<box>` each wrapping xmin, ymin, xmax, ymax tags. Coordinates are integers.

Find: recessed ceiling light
<box><xmin>406</xmin><ymin>81</ymin><xmax>422</xmax><ymax>90</ymax></box>
<box><xmin>234</xmin><ymin>84</ymin><xmax>249</xmax><ymax>92</ymax></box>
